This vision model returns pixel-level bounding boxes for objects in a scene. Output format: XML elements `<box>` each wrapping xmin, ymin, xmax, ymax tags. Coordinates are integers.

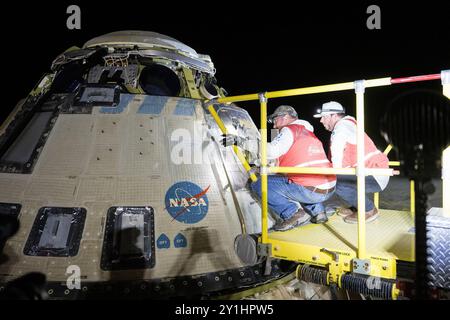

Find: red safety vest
<box><xmin>278</xmin><ymin>124</ymin><xmax>336</xmax><ymax>187</ymax></box>
<box><xmin>337</xmin><ymin>118</ymin><xmax>389</xmax><ymax>168</ymax></box>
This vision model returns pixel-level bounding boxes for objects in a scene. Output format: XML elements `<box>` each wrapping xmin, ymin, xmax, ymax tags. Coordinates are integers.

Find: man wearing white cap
<box><xmin>225</xmin><ymin>105</ymin><xmax>336</xmax><ymax>231</ymax></box>
<box><xmin>314</xmin><ymin>101</ymin><xmax>390</xmax><ymax>223</ymax></box>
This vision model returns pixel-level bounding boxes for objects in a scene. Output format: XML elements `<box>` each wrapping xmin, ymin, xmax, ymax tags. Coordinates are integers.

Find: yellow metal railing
<box><xmin>212</xmin><ymin>77</ymin><xmax>400</xmax><ymax>260</ymax></box>
<box><xmin>204</xmin><ymin>71</ymin><xmax>447</xmax><ymax>296</ymax></box>
<box><xmin>208</xmin><ymin>72</ymin><xmax>446</xmax><ymax>264</ymax></box>
<box><xmin>216</xmin><ymin>78</ymin><xmax>391</xmax><ymax>104</ymax></box>
<box><xmin>259</xmin><ymin>93</ymin><xmax>269</xmax><ymax>243</ymax></box>
<box><xmin>355</xmin><ymin>80</ymin><xmax>367</xmax><ymax>258</ymax></box>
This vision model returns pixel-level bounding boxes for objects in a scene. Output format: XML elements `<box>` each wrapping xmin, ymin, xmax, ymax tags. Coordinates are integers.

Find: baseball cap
<box><xmin>313</xmin><ymin>101</ymin><xmax>345</xmax><ymax>118</ymax></box>
<box><xmin>268</xmin><ymin>105</ymin><xmax>298</xmax><ymax>123</ymax></box>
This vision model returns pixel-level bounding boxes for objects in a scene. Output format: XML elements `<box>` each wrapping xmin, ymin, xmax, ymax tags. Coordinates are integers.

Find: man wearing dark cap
<box><xmin>314</xmin><ymin>101</ymin><xmax>390</xmax><ymax>223</ymax></box>
<box><xmin>225</xmin><ymin>105</ymin><xmax>336</xmax><ymax>231</ymax></box>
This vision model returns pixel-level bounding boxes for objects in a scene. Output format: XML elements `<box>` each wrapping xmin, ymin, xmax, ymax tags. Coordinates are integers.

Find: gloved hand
<box><xmin>221</xmin><ymin>134</ymin><xmax>243</xmax><ymax>147</ymax></box>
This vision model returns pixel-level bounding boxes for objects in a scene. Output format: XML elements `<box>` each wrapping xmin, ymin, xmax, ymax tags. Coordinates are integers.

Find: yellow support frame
<box><xmin>207</xmin><ymin>104</ymin><xmax>257</xmax><ymax>182</ymax></box>
<box><xmin>259</xmin><ymin>93</ymin><xmax>269</xmax><ymax>243</ymax></box>
<box><xmin>271</xmin><ymin>238</ymin><xmax>397</xmax><ymax>279</ymax></box>
<box><xmin>355</xmin><ymin>80</ymin><xmax>367</xmax><ymax>258</ymax></box>
<box><xmin>210</xmin><ymin>77</ymin><xmax>401</xmax><ymax>281</ymax></box>
<box><xmin>182</xmin><ymin>67</ymin><xmax>201</xmax><ymax>99</ymax></box>
<box><xmin>216</xmin><ymin>78</ymin><xmax>391</xmax><ymax>104</ymax></box>
<box><xmin>204</xmin><ymin>72</ymin><xmax>447</xmax><ymax>298</ymax></box>
<box><xmin>410</xmin><ymin>179</ymin><xmax>415</xmax><ymax>216</ymax></box>
<box><xmin>206</xmin><ymin>74</ymin><xmax>450</xmax><ymax>291</ymax></box>
<box><xmin>215</xmin><ymin>78</ymin><xmax>395</xmax><ymax>247</ymax></box>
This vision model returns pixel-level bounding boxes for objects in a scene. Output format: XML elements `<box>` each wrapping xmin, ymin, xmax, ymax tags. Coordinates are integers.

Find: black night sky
<box><xmin>2</xmin><ymin>1</ymin><xmax>449</xmax><ymax>149</ymax></box>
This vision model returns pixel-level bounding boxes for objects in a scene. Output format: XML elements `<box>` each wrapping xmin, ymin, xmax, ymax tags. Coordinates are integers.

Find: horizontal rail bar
<box><xmin>215</xmin><ymin>78</ymin><xmax>392</xmax><ymax>104</ymax></box>
<box><xmin>269</xmin><ymin>166</ymin><xmax>395</xmax><ymax>176</ymax></box>
<box><xmin>217</xmin><ymin>73</ymin><xmax>441</xmax><ymax>103</ymax></box>
<box><xmin>213</xmin><ymin>73</ymin><xmax>443</xmax><ymax>104</ymax></box>
<box><xmin>391</xmin><ymin>73</ymin><xmax>441</xmax><ymax>84</ymax></box>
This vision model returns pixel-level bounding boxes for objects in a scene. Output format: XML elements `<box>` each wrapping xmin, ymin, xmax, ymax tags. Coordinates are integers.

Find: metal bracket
<box><xmin>322</xmin><ymin>248</ymin><xmax>341</xmax><ymax>285</ymax></box>
<box><xmin>320</xmin><ymin>248</ymin><xmax>339</xmax><ymax>262</ymax></box>
<box><xmin>264</xmin><ymin>256</ymin><xmax>273</xmax><ymax>276</ymax></box>
<box><xmin>442</xmin><ymin>70</ymin><xmax>450</xmax><ymax>99</ymax></box>
<box><xmin>260</xmin><ymin>166</ymin><xmax>269</xmax><ymax>175</ymax></box>
<box><xmin>182</xmin><ymin>67</ymin><xmax>201</xmax><ymax>99</ymax></box>
<box><xmin>327</xmin><ymin>261</ymin><xmax>342</xmax><ymax>286</ymax></box>
<box><xmin>248</xmin><ymin>166</ymin><xmax>259</xmax><ymax>176</ymax></box>
<box><xmin>354</xmin><ymin>80</ymin><xmax>365</xmax><ymax>93</ymax></box>
<box><xmin>352</xmin><ymin>258</ymin><xmax>371</xmax><ymax>275</ymax></box>
<box><xmin>257</xmin><ymin>243</ymin><xmax>272</xmax><ymax>257</ymax></box>
<box><xmin>258</xmin><ymin>92</ymin><xmax>267</xmax><ymax>103</ymax></box>
<box><xmin>355</xmin><ymin>166</ymin><xmax>367</xmax><ymax>177</ymax></box>
<box><xmin>441</xmin><ymin>70</ymin><xmax>450</xmax><ymax>85</ymax></box>
<box><xmin>204</xmin><ymin>99</ymin><xmax>218</xmax><ymax>108</ymax></box>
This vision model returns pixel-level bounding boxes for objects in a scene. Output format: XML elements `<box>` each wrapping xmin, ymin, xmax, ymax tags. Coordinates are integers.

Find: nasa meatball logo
<box><xmin>165</xmin><ymin>181</ymin><xmax>210</xmax><ymax>224</ymax></box>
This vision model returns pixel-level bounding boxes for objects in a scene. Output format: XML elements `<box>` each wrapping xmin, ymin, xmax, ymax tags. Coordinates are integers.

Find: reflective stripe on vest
<box><xmin>339</xmin><ymin>118</ymin><xmax>389</xmax><ymax>168</ymax></box>
<box><xmin>279</xmin><ymin>124</ymin><xmax>336</xmax><ymax>187</ymax></box>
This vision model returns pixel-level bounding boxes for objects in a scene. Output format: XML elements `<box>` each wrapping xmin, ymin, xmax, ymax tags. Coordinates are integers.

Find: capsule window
<box><xmin>139</xmin><ymin>64</ymin><xmax>181</xmax><ymax>97</ymax></box>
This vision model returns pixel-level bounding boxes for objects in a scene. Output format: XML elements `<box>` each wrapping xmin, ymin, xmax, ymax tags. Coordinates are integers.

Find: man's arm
<box><xmin>330</xmin><ymin>130</ymin><xmax>346</xmax><ymax>168</ymax></box>
<box><xmin>221</xmin><ymin>127</ymin><xmax>293</xmax><ymax>162</ymax></box>
<box><xmin>266</xmin><ymin>127</ymin><xmax>294</xmax><ymax>160</ymax></box>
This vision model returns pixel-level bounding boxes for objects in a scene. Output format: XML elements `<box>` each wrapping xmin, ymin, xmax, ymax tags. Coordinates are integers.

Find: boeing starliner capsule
<box><xmin>0</xmin><ymin>31</ymin><xmax>287</xmax><ymax>299</ymax></box>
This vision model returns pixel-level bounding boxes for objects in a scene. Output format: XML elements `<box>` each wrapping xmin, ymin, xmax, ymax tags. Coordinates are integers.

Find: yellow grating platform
<box><xmin>269</xmin><ymin>209</ymin><xmax>415</xmax><ymax>262</ymax></box>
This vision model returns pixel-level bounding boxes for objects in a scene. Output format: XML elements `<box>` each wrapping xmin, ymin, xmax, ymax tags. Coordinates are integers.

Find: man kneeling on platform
<box><xmin>314</xmin><ymin>101</ymin><xmax>390</xmax><ymax>223</ymax></box>
<box><xmin>223</xmin><ymin>105</ymin><xmax>336</xmax><ymax>231</ymax></box>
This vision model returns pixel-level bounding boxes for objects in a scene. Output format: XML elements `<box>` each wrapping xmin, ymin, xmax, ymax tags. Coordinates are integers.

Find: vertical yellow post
<box><xmin>443</xmin><ymin>146</ymin><xmax>450</xmax><ymax>216</ymax></box>
<box><xmin>355</xmin><ymin>80</ymin><xmax>366</xmax><ymax>259</ymax></box>
<box><xmin>259</xmin><ymin>93</ymin><xmax>269</xmax><ymax>244</ymax></box>
<box><xmin>374</xmin><ymin>144</ymin><xmax>394</xmax><ymax>209</ymax></box>
<box><xmin>374</xmin><ymin>193</ymin><xmax>379</xmax><ymax>209</ymax></box>
<box><xmin>410</xmin><ymin>180</ymin><xmax>415</xmax><ymax>217</ymax></box>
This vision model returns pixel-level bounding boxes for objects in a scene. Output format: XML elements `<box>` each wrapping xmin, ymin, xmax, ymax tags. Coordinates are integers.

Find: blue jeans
<box><xmin>250</xmin><ymin>175</ymin><xmax>334</xmax><ymax>220</ymax></box>
<box><xmin>336</xmin><ymin>175</ymin><xmax>384</xmax><ymax>211</ymax></box>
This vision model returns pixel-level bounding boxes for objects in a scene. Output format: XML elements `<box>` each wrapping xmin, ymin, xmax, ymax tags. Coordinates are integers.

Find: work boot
<box><xmin>273</xmin><ymin>209</ymin><xmax>310</xmax><ymax>231</ymax></box>
<box><xmin>310</xmin><ymin>212</ymin><xmax>328</xmax><ymax>224</ymax></box>
<box><xmin>337</xmin><ymin>207</ymin><xmax>356</xmax><ymax>217</ymax></box>
<box><xmin>325</xmin><ymin>207</ymin><xmax>337</xmax><ymax>218</ymax></box>
<box><xmin>343</xmin><ymin>207</ymin><xmax>379</xmax><ymax>224</ymax></box>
